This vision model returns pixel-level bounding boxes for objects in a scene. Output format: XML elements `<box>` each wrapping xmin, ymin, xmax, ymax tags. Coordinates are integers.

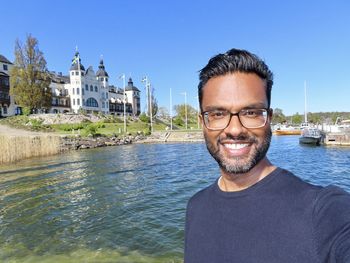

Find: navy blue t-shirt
<box><xmin>184</xmin><ymin>168</ymin><xmax>350</xmax><ymax>263</ymax></box>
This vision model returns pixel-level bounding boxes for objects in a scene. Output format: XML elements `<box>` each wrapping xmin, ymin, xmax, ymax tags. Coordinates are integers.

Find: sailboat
<box><xmin>299</xmin><ymin>81</ymin><xmax>322</xmax><ymax>145</ymax></box>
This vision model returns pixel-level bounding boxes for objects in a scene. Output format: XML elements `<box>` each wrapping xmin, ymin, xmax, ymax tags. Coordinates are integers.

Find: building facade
<box><xmin>49</xmin><ymin>52</ymin><xmax>141</xmax><ymax>116</ymax></box>
<box><xmin>0</xmin><ymin>55</ymin><xmax>17</xmax><ymax>116</ymax></box>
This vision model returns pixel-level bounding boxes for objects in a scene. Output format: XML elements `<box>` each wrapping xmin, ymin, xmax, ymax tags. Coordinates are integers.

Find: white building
<box><xmin>50</xmin><ymin>51</ymin><xmax>141</xmax><ymax>116</ymax></box>
<box><xmin>0</xmin><ymin>54</ymin><xmax>18</xmax><ymax>116</ymax></box>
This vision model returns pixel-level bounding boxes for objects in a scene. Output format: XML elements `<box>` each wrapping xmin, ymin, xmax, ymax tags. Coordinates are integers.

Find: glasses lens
<box><xmin>204</xmin><ymin>110</ymin><xmax>230</xmax><ymax>130</ymax></box>
<box><xmin>239</xmin><ymin>109</ymin><xmax>268</xmax><ymax>128</ymax></box>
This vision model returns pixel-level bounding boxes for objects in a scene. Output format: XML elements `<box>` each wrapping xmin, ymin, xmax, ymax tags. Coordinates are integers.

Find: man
<box><xmin>184</xmin><ymin>48</ymin><xmax>350</xmax><ymax>263</ymax></box>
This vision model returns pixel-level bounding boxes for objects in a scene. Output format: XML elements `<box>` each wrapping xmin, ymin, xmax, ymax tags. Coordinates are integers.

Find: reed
<box><xmin>0</xmin><ymin>135</ymin><xmax>62</xmax><ymax>164</ymax></box>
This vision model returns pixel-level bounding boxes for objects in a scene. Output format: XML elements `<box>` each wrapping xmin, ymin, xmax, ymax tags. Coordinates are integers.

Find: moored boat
<box><xmin>273</xmin><ymin>124</ymin><xmax>301</xmax><ymax>135</ymax></box>
<box><xmin>299</xmin><ymin>128</ymin><xmax>322</xmax><ymax>145</ymax></box>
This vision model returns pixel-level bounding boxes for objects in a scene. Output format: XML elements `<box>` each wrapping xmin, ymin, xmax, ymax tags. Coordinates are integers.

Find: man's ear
<box><xmin>199</xmin><ymin>114</ymin><xmax>204</xmax><ymax>128</ymax></box>
<box><xmin>268</xmin><ymin>108</ymin><xmax>273</xmax><ymax>122</ymax></box>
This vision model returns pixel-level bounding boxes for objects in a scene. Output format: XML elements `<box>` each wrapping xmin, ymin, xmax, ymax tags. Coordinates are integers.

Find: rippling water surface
<box><xmin>1</xmin><ymin>135</ymin><xmax>350</xmax><ymax>262</ymax></box>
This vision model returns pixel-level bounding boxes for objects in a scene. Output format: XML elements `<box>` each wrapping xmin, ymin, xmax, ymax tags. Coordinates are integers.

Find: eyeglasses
<box><xmin>202</xmin><ymin>108</ymin><xmax>270</xmax><ymax>130</ymax></box>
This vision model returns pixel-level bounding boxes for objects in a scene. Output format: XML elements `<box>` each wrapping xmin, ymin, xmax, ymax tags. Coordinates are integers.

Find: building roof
<box><xmin>125</xmin><ymin>78</ymin><xmax>140</xmax><ymax>92</ymax></box>
<box><xmin>0</xmin><ymin>55</ymin><xmax>12</xmax><ymax>64</ymax></box>
<box><xmin>70</xmin><ymin>52</ymin><xmax>85</xmax><ymax>71</ymax></box>
<box><xmin>85</xmin><ymin>66</ymin><xmax>95</xmax><ymax>75</ymax></box>
<box><xmin>49</xmin><ymin>72</ymin><xmax>70</xmax><ymax>84</ymax></box>
<box><xmin>0</xmin><ymin>71</ymin><xmax>9</xmax><ymax>77</ymax></box>
<box><xmin>96</xmin><ymin>59</ymin><xmax>109</xmax><ymax>77</ymax></box>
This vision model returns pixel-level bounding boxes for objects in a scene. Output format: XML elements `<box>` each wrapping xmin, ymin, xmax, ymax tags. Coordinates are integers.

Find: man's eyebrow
<box><xmin>202</xmin><ymin>106</ymin><xmax>228</xmax><ymax>112</ymax></box>
<box><xmin>241</xmin><ymin>103</ymin><xmax>268</xmax><ymax>109</ymax></box>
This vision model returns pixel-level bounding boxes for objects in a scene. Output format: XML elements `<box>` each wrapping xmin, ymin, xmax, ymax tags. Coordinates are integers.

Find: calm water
<box><xmin>1</xmin><ymin>135</ymin><xmax>350</xmax><ymax>262</ymax></box>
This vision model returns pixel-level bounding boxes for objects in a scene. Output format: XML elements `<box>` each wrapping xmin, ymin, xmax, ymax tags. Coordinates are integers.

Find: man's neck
<box><xmin>219</xmin><ymin>158</ymin><xmax>276</xmax><ymax>192</ymax></box>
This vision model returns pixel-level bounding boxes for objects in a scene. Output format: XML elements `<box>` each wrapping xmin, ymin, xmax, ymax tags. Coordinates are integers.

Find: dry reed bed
<box><xmin>0</xmin><ymin>135</ymin><xmax>61</xmax><ymax>164</ymax></box>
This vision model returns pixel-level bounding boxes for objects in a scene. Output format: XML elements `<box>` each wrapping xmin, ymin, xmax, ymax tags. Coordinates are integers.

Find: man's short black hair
<box><xmin>198</xmin><ymin>48</ymin><xmax>274</xmax><ymax>110</ymax></box>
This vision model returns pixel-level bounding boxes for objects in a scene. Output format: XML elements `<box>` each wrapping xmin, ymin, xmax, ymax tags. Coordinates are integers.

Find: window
<box><xmin>82</xmin><ymin>89</ymin><xmax>84</xmax><ymax>95</ymax></box>
<box><xmin>95</xmin><ymin>86</ymin><xmax>98</xmax><ymax>92</ymax></box>
<box><xmin>90</xmin><ymin>85</ymin><xmax>93</xmax><ymax>91</ymax></box>
<box><xmin>77</xmin><ymin>99</ymin><xmax>80</xmax><ymax>105</ymax></box>
<box><xmin>106</xmin><ymin>102</ymin><xmax>108</xmax><ymax>108</ymax></box>
<box><xmin>77</xmin><ymin>88</ymin><xmax>80</xmax><ymax>95</ymax></box>
<box><xmin>73</xmin><ymin>99</ymin><xmax>75</xmax><ymax>105</ymax></box>
<box><xmin>85</xmin><ymin>84</ymin><xmax>88</xmax><ymax>91</ymax></box>
<box><xmin>106</xmin><ymin>92</ymin><xmax>108</xmax><ymax>98</ymax></box>
<box><xmin>72</xmin><ymin>88</ymin><xmax>75</xmax><ymax>95</ymax></box>
<box><xmin>75</xmin><ymin>71</ymin><xmax>79</xmax><ymax>76</ymax></box>
<box><xmin>86</xmin><ymin>98</ymin><xmax>98</xmax><ymax>107</ymax></box>
<box><xmin>106</xmin><ymin>78</ymin><xmax>108</xmax><ymax>82</ymax></box>
<box><xmin>71</xmin><ymin>72</ymin><xmax>74</xmax><ymax>76</ymax></box>
<box><xmin>102</xmin><ymin>102</ymin><xmax>105</xmax><ymax>108</ymax></box>
<box><xmin>82</xmin><ymin>99</ymin><xmax>85</xmax><ymax>106</ymax></box>
<box><xmin>3</xmin><ymin>106</ymin><xmax>7</xmax><ymax>114</ymax></box>
<box><xmin>3</xmin><ymin>65</ymin><xmax>8</xmax><ymax>71</ymax></box>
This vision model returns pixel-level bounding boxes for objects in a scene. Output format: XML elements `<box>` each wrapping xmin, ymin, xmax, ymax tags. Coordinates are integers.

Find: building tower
<box><xmin>96</xmin><ymin>59</ymin><xmax>109</xmax><ymax>114</ymax></box>
<box><xmin>69</xmin><ymin>51</ymin><xmax>85</xmax><ymax>113</ymax></box>
<box><xmin>125</xmin><ymin>77</ymin><xmax>141</xmax><ymax>116</ymax></box>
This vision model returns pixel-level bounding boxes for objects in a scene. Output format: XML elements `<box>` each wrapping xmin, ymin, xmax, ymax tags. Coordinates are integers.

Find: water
<box><xmin>1</xmin><ymin>135</ymin><xmax>350</xmax><ymax>262</ymax></box>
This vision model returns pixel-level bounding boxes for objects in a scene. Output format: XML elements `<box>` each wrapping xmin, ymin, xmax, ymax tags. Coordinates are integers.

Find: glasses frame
<box><xmin>201</xmin><ymin>108</ymin><xmax>271</xmax><ymax>131</ymax></box>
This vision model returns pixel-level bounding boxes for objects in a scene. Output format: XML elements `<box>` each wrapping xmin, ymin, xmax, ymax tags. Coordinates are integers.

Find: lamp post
<box><xmin>119</xmin><ymin>74</ymin><xmax>126</xmax><ymax>134</ymax></box>
<box><xmin>142</xmin><ymin>76</ymin><xmax>153</xmax><ymax>133</ymax></box>
<box><xmin>170</xmin><ymin>88</ymin><xmax>173</xmax><ymax>130</ymax></box>
<box><xmin>180</xmin><ymin>91</ymin><xmax>188</xmax><ymax>130</ymax></box>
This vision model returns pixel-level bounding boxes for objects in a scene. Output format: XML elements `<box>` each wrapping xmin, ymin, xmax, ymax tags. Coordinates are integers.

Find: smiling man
<box><xmin>184</xmin><ymin>48</ymin><xmax>350</xmax><ymax>263</ymax></box>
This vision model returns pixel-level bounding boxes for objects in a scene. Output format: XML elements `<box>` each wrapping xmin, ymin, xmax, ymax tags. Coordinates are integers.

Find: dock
<box><xmin>323</xmin><ymin>132</ymin><xmax>350</xmax><ymax>146</ymax></box>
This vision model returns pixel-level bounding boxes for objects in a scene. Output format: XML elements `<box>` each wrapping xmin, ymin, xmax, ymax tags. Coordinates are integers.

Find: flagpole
<box><xmin>150</xmin><ymin>83</ymin><xmax>153</xmax><ymax>132</ymax></box>
<box><xmin>170</xmin><ymin>88</ymin><xmax>173</xmax><ymax>130</ymax></box>
<box><xmin>123</xmin><ymin>74</ymin><xmax>126</xmax><ymax>133</ymax></box>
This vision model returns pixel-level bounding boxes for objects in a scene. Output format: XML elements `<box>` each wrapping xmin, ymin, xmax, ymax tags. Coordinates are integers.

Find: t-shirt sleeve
<box><xmin>313</xmin><ymin>185</ymin><xmax>350</xmax><ymax>262</ymax></box>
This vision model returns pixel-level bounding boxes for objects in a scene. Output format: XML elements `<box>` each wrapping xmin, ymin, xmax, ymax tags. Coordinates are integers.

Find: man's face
<box><xmin>200</xmin><ymin>73</ymin><xmax>272</xmax><ymax>175</ymax></box>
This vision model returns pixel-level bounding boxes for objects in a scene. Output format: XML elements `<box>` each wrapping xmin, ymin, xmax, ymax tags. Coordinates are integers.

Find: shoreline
<box><xmin>0</xmin><ymin>124</ymin><xmax>204</xmax><ymax>164</ymax></box>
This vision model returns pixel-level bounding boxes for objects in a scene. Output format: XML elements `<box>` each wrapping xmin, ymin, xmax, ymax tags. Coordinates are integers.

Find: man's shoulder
<box><xmin>187</xmin><ymin>181</ymin><xmax>217</xmax><ymax>207</ymax></box>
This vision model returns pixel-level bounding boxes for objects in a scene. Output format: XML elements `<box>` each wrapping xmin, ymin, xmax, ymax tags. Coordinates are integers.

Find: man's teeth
<box><xmin>224</xmin><ymin>143</ymin><xmax>249</xmax><ymax>150</ymax></box>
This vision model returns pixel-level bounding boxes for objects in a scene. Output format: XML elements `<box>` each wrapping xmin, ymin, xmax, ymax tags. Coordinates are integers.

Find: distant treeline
<box><xmin>272</xmin><ymin>108</ymin><xmax>350</xmax><ymax>124</ymax></box>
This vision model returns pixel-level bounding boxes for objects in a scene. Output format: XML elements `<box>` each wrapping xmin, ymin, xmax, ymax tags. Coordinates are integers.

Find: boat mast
<box><xmin>304</xmin><ymin>81</ymin><xmax>307</xmax><ymax>123</ymax></box>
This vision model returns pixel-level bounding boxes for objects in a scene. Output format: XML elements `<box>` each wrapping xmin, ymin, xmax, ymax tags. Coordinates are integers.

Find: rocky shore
<box><xmin>60</xmin><ymin>131</ymin><xmax>204</xmax><ymax>151</ymax></box>
<box><xmin>60</xmin><ymin>134</ymin><xmax>146</xmax><ymax>151</ymax></box>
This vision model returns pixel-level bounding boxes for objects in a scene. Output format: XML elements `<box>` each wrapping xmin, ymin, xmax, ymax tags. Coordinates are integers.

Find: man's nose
<box><xmin>223</xmin><ymin>114</ymin><xmax>245</xmax><ymax>136</ymax></box>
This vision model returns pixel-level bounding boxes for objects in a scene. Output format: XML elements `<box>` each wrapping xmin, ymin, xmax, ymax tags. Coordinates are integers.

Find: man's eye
<box><xmin>244</xmin><ymin>110</ymin><xmax>261</xmax><ymax>117</ymax></box>
<box><xmin>209</xmin><ymin>111</ymin><xmax>226</xmax><ymax>118</ymax></box>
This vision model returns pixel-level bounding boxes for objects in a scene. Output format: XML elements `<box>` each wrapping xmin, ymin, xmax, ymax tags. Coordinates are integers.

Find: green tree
<box><xmin>10</xmin><ymin>34</ymin><xmax>52</xmax><ymax>113</ymax></box>
<box><xmin>271</xmin><ymin>108</ymin><xmax>286</xmax><ymax>124</ymax></box>
<box><xmin>291</xmin><ymin>112</ymin><xmax>303</xmax><ymax>124</ymax></box>
<box><xmin>174</xmin><ymin>103</ymin><xmax>198</xmax><ymax>123</ymax></box>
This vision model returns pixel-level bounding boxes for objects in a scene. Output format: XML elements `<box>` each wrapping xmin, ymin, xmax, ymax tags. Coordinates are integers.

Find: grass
<box><xmin>0</xmin><ymin>115</ymin><xmax>200</xmax><ymax>137</ymax></box>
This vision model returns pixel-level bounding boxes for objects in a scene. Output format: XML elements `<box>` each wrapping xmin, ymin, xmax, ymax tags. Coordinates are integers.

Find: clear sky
<box><xmin>1</xmin><ymin>0</ymin><xmax>349</xmax><ymax>116</ymax></box>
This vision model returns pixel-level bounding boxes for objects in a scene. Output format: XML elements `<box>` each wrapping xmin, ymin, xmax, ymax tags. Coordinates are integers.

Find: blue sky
<box><xmin>1</xmin><ymin>0</ymin><xmax>349</xmax><ymax>116</ymax></box>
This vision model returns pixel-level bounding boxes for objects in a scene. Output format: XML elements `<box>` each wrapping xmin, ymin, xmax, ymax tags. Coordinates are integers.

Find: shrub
<box><xmin>139</xmin><ymin>113</ymin><xmax>150</xmax><ymax>123</ymax></box>
<box><xmin>22</xmin><ymin>107</ymin><xmax>31</xmax><ymax>116</ymax></box>
<box><xmin>174</xmin><ymin>116</ymin><xmax>184</xmax><ymax>126</ymax></box>
<box><xmin>81</xmin><ymin>124</ymin><xmax>98</xmax><ymax>137</ymax></box>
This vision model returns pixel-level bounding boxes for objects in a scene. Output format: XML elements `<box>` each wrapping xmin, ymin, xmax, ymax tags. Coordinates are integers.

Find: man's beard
<box><xmin>204</xmin><ymin>129</ymin><xmax>272</xmax><ymax>175</ymax></box>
